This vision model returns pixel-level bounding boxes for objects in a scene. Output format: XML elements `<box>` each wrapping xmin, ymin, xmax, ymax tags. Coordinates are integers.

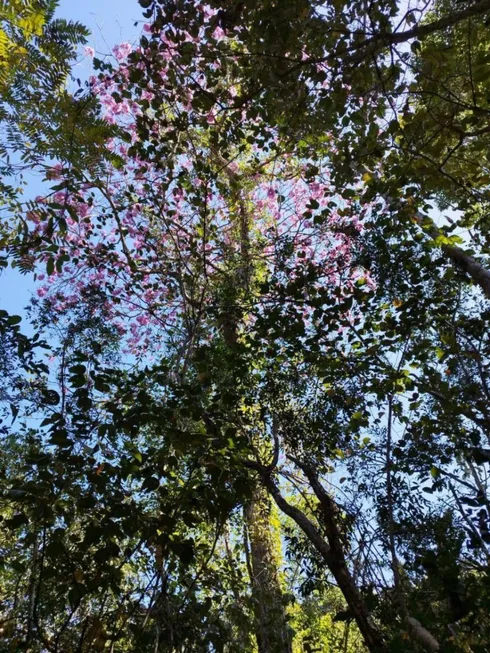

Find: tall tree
<box><xmin>3</xmin><ymin>1</ymin><xmax>490</xmax><ymax>651</ymax></box>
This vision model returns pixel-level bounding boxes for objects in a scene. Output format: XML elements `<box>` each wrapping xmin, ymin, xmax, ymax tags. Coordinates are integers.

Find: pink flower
<box><xmin>47</xmin><ymin>163</ymin><xmax>63</xmax><ymax>180</ymax></box>
<box><xmin>141</xmin><ymin>89</ymin><xmax>154</xmax><ymax>102</ymax></box>
<box><xmin>84</xmin><ymin>46</ymin><xmax>95</xmax><ymax>57</ymax></box>
<box><xmin>212</xmin><ymin>26</ymin><xmax>226</xmax><ymax>40</ymax></box>
<box><xmin>200</xmin><ymin>4</ymin><xmax>217</xmax><ymax>20</ymax></box>
<box><xmin>76</xmin><ymin>203</ymin><xmax>90</xmax><ymax>218</ymax></box>
<box><xmin>112</xmin><ymin>42</ymin><xmax>132</xmax><ymax>62</ymax></box>
<box><xmin>309</xmin><ymin>182</ymin><xmax>323</xmax><ymax>199</ymax></box>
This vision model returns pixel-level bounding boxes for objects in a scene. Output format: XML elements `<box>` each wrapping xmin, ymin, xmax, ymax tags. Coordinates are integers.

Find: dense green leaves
<box><xmin>3</xmin><ymin>0</ymin><xmax>490</xmax><ymax>651</ymax></box>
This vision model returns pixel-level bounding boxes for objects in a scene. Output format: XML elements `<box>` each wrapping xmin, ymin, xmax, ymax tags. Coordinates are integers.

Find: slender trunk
<box><xmin>26</xmin><ymin>532</ymin><xmax>39</xmax><ymax>647</ymax></box>
<box><xmin>245</xmin><ymin>487</ymin><xmax>293</xmax><ymax>653</ymax></box>
<box><xmin>415</xmin><ymin>213</ymin><xmax>490</xmax><ymax>299</ymax></box>
<box><xmin>259</xmin><ymin>469</ymin><xmax>388</xmax><ymax>653</ymax></box>
<box><xmin>347</xmin><ymin>0</ymin><xmax>490</xmax><ymax>66</ymax></box>
<box><xmin>212</xmin><ymin>149</ymin><xmax>293</xmax><ymax>653</ymax></box>
<box><xmin>385</xmin><ymin>399</ymin><xmax>440</xmax><ymax>652</ymax></box>
<box><xmin>442</xmin><ymin>241</ymin><xmax>490</xmax><ymax>300</ymax></box>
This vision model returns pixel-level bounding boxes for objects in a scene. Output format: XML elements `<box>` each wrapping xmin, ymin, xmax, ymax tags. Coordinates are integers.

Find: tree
<box><xmin>0</xmin><ymin>0</ymin><xmax>118</xmax><ymax>276</ymax></box>
<box><xmin>3</xmin><ymin>1</ymin><xmax>490</xmax><ymax>651</ymax></box>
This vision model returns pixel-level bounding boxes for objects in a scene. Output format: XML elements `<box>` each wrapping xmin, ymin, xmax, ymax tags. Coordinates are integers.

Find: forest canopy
<box><xmin>2</xmin><ymin>0</ymin><xmax>490</xmax><ymax>651</ymax></box>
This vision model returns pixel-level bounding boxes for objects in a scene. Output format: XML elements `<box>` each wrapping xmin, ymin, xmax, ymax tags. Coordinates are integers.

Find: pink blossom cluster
<box><xmin>28</xmin><ymin>8</ymin><xmax>375</xmax><ymax>359</ymax></box>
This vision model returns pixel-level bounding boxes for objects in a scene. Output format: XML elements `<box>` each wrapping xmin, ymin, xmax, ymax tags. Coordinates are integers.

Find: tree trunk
<box><xmin>260</xmin><ymin>469</ymin><xmax>388</xmax><ymax>653</ymax></box>
<box><xmin>213</xmin><ymin>149</ymin><xmax>292</xmax><ymax>653</ymax></box>
<box><xmin>26</xmin><ymin>531</ymin><xmax>39</xmax><ymax>648</ymax></box>
<box><xmin>414</xmin><ymin>212</ymin><xmax>490</xmax><ymax>299</ymax></box>
<box><xmin>245</xmin><ymin>486</ymin><xmax>293</xmax><ymax>653</ymax></box>
<box><xmin>441</xmin><ymin>241</ymin><xmax>490</xmax><ymax>300</ymax></box>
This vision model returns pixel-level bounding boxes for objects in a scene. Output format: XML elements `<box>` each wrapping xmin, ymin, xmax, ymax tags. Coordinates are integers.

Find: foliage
<box><xmin>3</xmin><ymin>1</ymin><xmax>490</xmax><ymax>652</ymax></box>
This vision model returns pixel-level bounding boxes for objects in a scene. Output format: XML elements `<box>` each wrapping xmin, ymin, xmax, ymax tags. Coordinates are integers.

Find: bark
<box><xmin>292</xmin><ymin>459</ymin><xmax>389</xmax><ymax>653</ymax></box>
<box><xmin>415</xmin><ymin>213</ymin><xmax>490</xmax><ymax>300</ymax></box>
<box><xmin>406</xmin><ymin>618</ymin><xmax>440</xmax><ymax>652</ymax></box>
<box><xmin>261</xmin><ymin>470</ymin><xmax>388</xmax><ymax>653</ymax></box>
<box><xmin>347</xmin><ymin>0</ymin><xmax>490</xmax><ymax>66</ymax></box>
<box><xmin>271</xmin><ymin>1</ymin><xmax>490</xmax><ymax>85</ymax></box>
<box><xmin>385</xmin><ymin>399</ymin><xmax>440</xmax><ymax>651</ymax></box>
<box><xmin>215</xmin><ymin>150</ymin><xmax>292</xmax><ymax>653</ymax></box>
<box><xmin>26</xmin><ymin>532</ymin><xmax>39</xmax><ymax>647</ymax></box>
<box><xmin>245</xmin><ymin>487</ymin><xmax>293</xmax><ymax>653</ymax></box>
<box><xmin>441</xmin><ymin>241</ymin><xmax>490</xmax><ymax>300</ymax></box>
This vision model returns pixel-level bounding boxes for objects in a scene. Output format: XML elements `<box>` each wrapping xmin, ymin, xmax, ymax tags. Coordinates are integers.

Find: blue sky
<box><xmin>1</xmin><ymin>0</ymin><xmax>143</xmax><ymax>322</ymax></box>
<box><xmin>58</xmin><ymin>0</ymin><xmax>143</xmax><ymax>56</ymax></box>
